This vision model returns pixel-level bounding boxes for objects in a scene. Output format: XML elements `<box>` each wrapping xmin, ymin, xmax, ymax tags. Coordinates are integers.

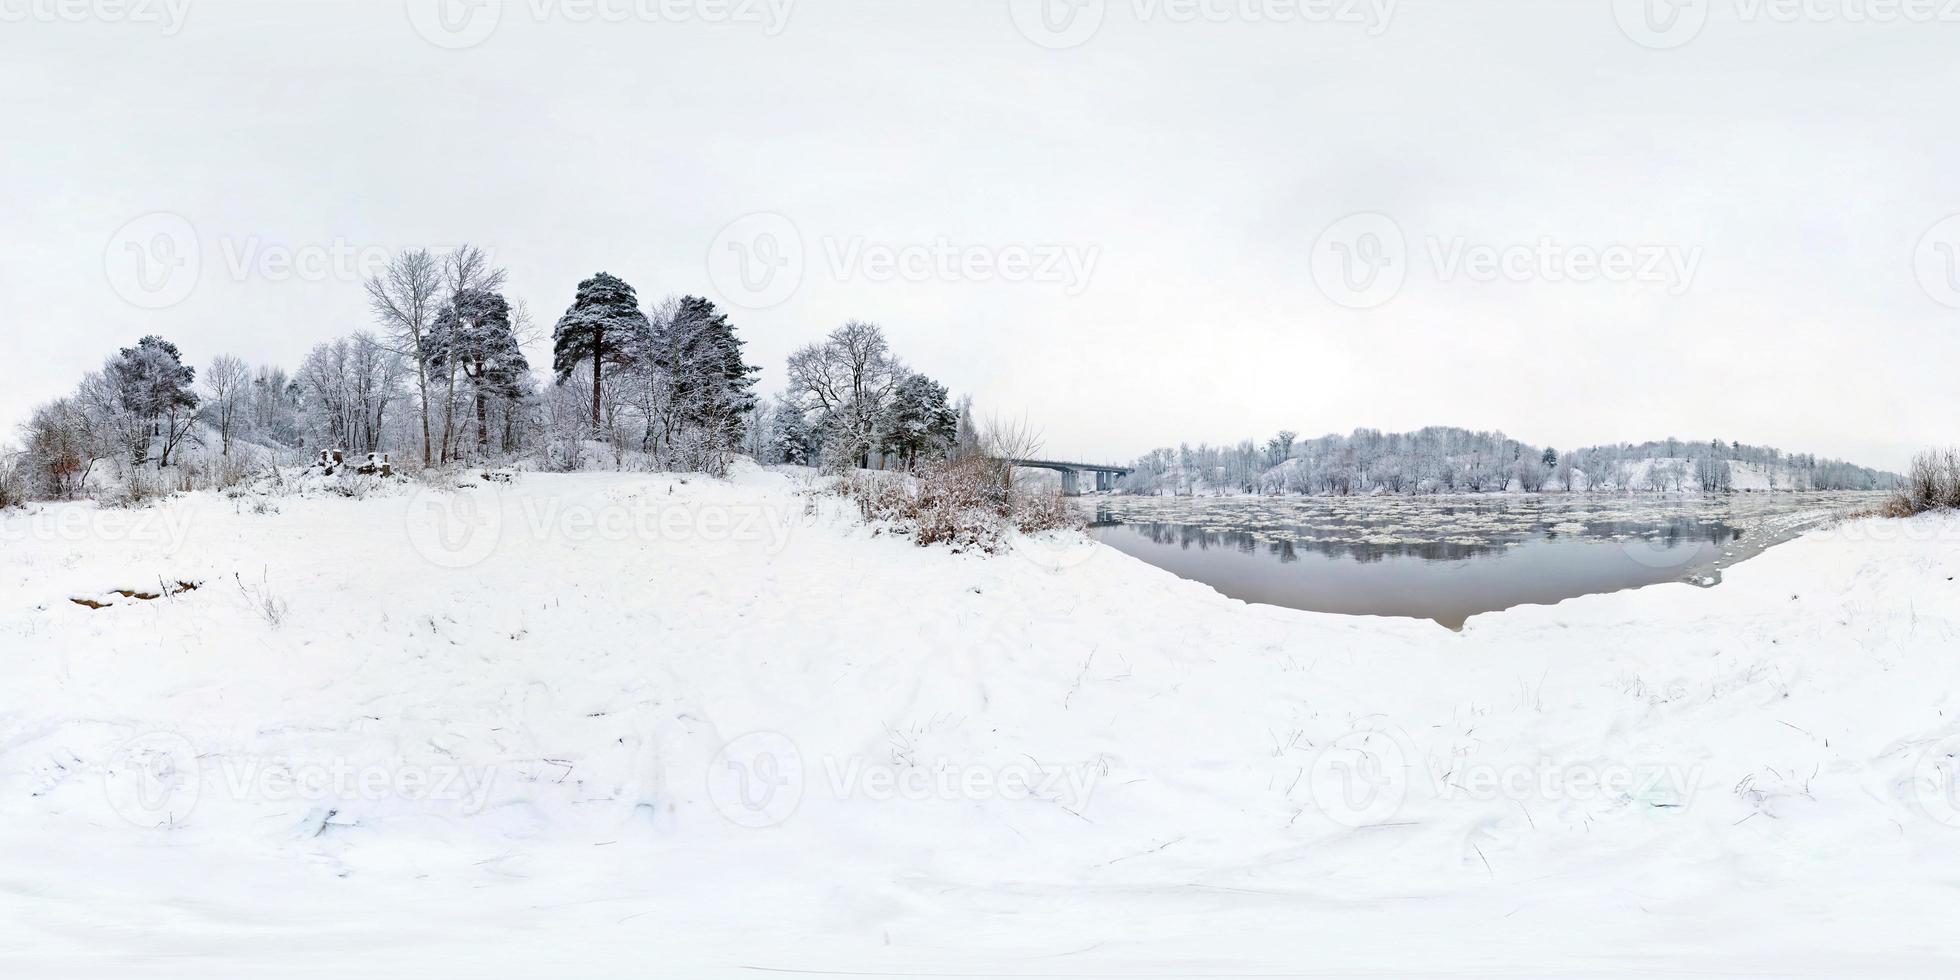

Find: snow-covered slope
<box><xmin>3</xmin><ymin>465</ymin><xmax>1957</xmax><ymax>977</ymax></box>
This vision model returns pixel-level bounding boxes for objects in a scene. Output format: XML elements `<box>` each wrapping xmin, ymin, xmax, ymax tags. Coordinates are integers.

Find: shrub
<box><xmin>94</xmin><ymin>469</ymin><xmax>173</xmax><ymax>509</ymax></box>
<box><xmin>1884</xmin><ymin>448</ymin><xmax>1960</xmax><ymax>517</ymax></box>
<box><xmin>833</xmin><ymin>456</ymin><xmax>1084</xmax><ymax>553</ymax></box>
<box><xmin>195</xmin><ymin>452</ymin><xmax>259</xmax><ymax>492</ymax></box>
<box><xmin>0</xmin><ymin>451</ymin><xmax>23</xmax><ymax>509</ymax></box>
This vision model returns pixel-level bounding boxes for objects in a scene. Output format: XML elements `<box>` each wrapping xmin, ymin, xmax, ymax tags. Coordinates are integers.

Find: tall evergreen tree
<box><xmin>876</xmin><ymin>373</ymin><xmax>958</xmax><ymax>469</ymax></box>
<box><xmin>431</xmin><ymin>289</ymin><xmax>529</xmax><ymax>456</ymax></box>
<box><xmin>645</xmin><ymin>295</ymin><xmax>759</xmax><ymax>474</ymax></box>
<box><xmin>766</xmin><ymin>392</ymin><xmax>816</xmax><ymax>465</ymax></box>
<box><xmin>552</xmin><ymin>272</ymin><xmax>650</xmax><ymax>428</ymax></box>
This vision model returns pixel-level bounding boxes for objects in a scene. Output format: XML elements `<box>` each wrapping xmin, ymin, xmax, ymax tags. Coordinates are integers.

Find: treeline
<box><xmin>1121</xmin><ymin>427</ymin><xmax>1893</xmax><ymax>496</ymax></box>
<box><xmin>6</xmin><ymin>247</ymin><xmax>986</xmax><ymax>504</ymax></box>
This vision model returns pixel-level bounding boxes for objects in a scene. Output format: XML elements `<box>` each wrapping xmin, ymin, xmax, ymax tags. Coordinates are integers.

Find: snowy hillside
<box><xmin>4</xmin><ymin>466</ymin><xmax>1959</xmax><ymax>976</ymax></box>
<box><xmin>1122</xmin><ymin>428</ymin><xmax>1895</xmax><ymax>497</ymax></box>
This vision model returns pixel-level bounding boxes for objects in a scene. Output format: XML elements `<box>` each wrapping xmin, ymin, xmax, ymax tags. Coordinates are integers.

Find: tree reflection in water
<box><xmin>1085</xmin><ymin>494</ymin><xmax>1855</xmax><ymax>628</ymax></box>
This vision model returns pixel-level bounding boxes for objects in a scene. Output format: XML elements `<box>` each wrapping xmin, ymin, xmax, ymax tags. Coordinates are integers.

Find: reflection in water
<box><xmin>1086</xmin><ymin>494</ymin><xmax>1865</xmax><ymax>629</ymax></box>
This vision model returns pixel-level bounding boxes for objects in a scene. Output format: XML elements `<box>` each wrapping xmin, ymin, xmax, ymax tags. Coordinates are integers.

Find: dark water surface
<box><xmin>1085</xmin><ymin>493</ymin><xmax>1874</xmax><ymax>629</ymax></box>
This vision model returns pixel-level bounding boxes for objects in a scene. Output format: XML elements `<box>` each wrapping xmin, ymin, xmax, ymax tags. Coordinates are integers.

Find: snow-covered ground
<box><xmin>4</xmin><ymin>464</ymin><xmax>1959</xmax><ymax>978</ymax></box>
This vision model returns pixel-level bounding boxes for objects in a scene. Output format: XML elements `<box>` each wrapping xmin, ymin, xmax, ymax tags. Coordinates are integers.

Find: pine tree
<box><xmin>644</xmin><ymin>295</ymin><xmax>759</xmax><ymax>474</ymax></box>
<box><xmin>767</xmin><ymin>393</ymin><xmax>816</xmax><ymax>465</ymax></box>
<box><xmin>431</xmin><ymin>289</ymin><xmax>529</xmax><ymax>457</ymax></box>
<box><xmin>552</xmin><ymin>272</ymin><xmax>650</xmax><ymax>428</ymax></box>
<box><xmin>876</xmin><ymin>373</ymin><xmax>958</xmax><ymax>469</ymax></box>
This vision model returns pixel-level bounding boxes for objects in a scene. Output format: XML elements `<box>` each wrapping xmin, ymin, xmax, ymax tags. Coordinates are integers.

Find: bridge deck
<box><xmin>1009</xmin><ymin>458</ymin><xmax>1134</xmax><ymax>475</ymax></box>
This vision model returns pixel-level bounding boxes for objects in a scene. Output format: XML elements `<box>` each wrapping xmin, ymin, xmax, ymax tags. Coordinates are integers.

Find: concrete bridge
<box><xmin>1010</xmin><ymin>459</ymin><xmax>1134</xmax><ymax>496</ymax></box>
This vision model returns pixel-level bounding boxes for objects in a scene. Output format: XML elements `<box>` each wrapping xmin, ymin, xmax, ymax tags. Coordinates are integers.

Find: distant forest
<box><xmin>1118</xmin><ymin>427</ymin><xmax>1894</xmax><ymax>496</ymax></box>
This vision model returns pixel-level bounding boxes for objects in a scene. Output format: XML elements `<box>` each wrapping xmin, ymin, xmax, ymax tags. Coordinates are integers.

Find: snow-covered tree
<box><xmin>296</xmin><ymin>333</ymin><xmax>406</xmax><ymax>454</ymax></box>
<box><xmin>20</xmin><ymin>398</ymin><xmax>109</xmax><ymax>498</ymax></box>
<box><xmin>104</xmin><ymin>336</ymin><xmax>199</xmax><ymax>467</ymax></box>
<box><xmin>785</xmin><ymin>320</ymin><xmax>905</xmax><ymax>471</ymax></box>
<box><xmin>553</xmin><ymin>272</ymin><xmax>651</xmax><ymax>429</ymax></box>
<box><xmin>366</xmin><ymin>249</ymin><xmax>445</xmax><ymax>466</ymax></box>
<box><xmin>639</xmin><ymin>295</ymin><xmax>758</xmax><ymax>475</ymax></box>
<box><xmin>430</xmin><ymin>289</ymin><xmax>529</xmax><ymax>459</ymax></box>
<box><xmin>201</xmin><ymin>354</ymin><xmax>249</xmax><ymax>456</ymax></box>
<box><xmin>876</xmin><ymin>373</ymin><xmax>959</xmax><ymax>470</ymax></box>
<box><xmin>764</xmin><ymin>392</ymin><xmax>817</xmax><ymax>465</ymax></box>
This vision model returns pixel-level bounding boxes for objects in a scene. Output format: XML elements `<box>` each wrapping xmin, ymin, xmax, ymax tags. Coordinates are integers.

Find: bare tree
<box><xmin>202</xmin><ymin>354</ymin><xmax>249</xmax><ymax>455</ymax></box>
<box><xmin>982</xmin><ymin>413</ymin><xmax>1044</xmax><ymax>498</ymax></box>
<box><xmin>366</xmin><ymin>249</ymin><xmax>444</xmax><ymax>466</ymax></box>
<box><xmin>785</xmin><ymin>320</ymin><xmax>905</xmax><ymax>470</ymax></box>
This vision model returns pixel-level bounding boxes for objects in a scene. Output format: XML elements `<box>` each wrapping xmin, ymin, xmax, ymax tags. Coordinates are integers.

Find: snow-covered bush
<box><xmin>834</xmin><ymin>456</ymin><xmax>1083</xmax><ymax>554</ymax></box>
<box><xmin>191</xmin><ymin>451</ymin><xmax>262</xmax><ymax>492</ymax></box>
<box><xmin>0</xmin><ymin>449</ymin><xmax>23</xmax><ymax>509</ymax></box>
<box><xmin>1884</xmin><ymin>448</ymin><xmax>1960</xmax><ymax>517</ymax></box>
<box><xmin>93</xmin><ymin>468</ymin><xmax>172</xmax><ymax>509</ymax></box>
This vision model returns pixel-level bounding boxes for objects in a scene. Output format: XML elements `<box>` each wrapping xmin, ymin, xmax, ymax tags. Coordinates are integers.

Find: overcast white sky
<box><xmin>3</xmin><ymin>0</ymin><xmax>1957</xmax><ymax>470</ymax></box>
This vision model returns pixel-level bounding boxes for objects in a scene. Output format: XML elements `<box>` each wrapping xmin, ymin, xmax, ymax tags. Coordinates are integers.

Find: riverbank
<box><xmin>3</xmin><ymin>465</ymin><xmax>1956</xmax><ymax>977</ymax></box>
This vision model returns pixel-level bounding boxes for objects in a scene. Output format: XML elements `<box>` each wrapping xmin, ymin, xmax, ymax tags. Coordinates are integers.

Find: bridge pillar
<box><xmin>1060</xmin><ymin>469</ymin><xmax>1080</xmax><ymax>496</ymax></box>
